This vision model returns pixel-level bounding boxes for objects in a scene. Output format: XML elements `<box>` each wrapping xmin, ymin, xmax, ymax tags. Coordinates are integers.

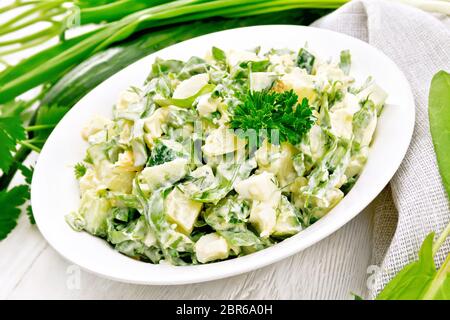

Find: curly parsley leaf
<box><xmin>229</xmin><ymin>90</ymin><xmax>314</xmax><ymax>146</ymax></box>
<box><xmin>0</xmin><ymin>185</ymin><xmax>30</xmax><ymax>240</ymax></box>
<box><xmin>0</xmin><ymin>116</ymin><xmax>26</xmax><ymax>173</ymax></box>
<box><xmin>74</xmin><ymin>162</ymin><xmax>87</xmax><ymax>179</ymax></box>
<box><xmin>18</xmin><ymin>163</ymin><xmax>33</xmax><ymax>185</ymax></box>
<box><xmin>26</xmin><ymin>206</ymin><xmax>35</xmax><ymax>225</ymax></box>
<box><xmin>18</xmin><ymin>164</ymin><xmax>35</xmax><ymax>224</ymax></box>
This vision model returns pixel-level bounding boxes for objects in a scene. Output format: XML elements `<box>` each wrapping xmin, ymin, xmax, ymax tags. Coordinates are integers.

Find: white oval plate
<box><xmin>32</xmin><ymin>25</ymin><xmax>415</xmax><ymax>285</ymax></box>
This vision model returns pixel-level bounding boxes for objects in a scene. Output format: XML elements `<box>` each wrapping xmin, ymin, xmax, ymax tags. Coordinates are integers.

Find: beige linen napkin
<box><xmin>313</xmin><ymin>0</ymin><xmax>450</xmax><ymax>297</ymax></box>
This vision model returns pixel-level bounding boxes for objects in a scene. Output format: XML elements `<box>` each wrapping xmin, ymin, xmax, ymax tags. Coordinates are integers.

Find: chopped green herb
<box><xmin>212</xmin><ymin>46</ymin><xmax>226</xmax><ymax>63</ymax></box>
<box><xmin>296</xmin><ymin>48</ymin><xmax>315</xmax><ymax>74</ymax></box>
<box><xmin>339</xmin><ymin>50</ymin><xmax>351</xmax><ymax>75</ymax></box>
<box><xmin>147</xmin><ymin>142</ymin><xmax>176</xmax><ymax>167</ymax></box>
<box><xmin>74</xmin><ymin>162</ymin><xmax>87</xmax><ymax>179</ymax></box>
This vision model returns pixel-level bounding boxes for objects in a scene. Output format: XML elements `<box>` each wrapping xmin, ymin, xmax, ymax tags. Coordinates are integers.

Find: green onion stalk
<box><xmin>0</xmin><ymin>3</ymin><xmax>330</xmax><ymax>190</ymax></box>
<box><xmin>0</xmin><ymin>0</ymin><xmax>348</xmax><ymax>103</ymax></box>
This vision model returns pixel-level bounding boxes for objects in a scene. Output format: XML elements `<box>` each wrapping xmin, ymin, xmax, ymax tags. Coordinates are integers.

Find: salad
<box><xmin>66</xmin><ymin>45</ymin><xmax>387</xmax><ymax>266</ymax></box>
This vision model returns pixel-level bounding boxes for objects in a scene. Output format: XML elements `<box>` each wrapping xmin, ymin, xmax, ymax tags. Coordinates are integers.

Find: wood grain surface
<box><xmin>0</xmin><ymin>204</ymin><xmax>374</xmax><ymax>300</ymax></box>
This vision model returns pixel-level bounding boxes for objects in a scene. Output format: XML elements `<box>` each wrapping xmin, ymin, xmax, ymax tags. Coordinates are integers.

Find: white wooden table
<box><xmin>0</xmin><ymin>197</ymin><xmax>374</xmax><ymax>299</ymax></box>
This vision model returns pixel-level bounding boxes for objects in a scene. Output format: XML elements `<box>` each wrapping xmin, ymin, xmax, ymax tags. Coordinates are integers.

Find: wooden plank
<box><xmin>5</xmin><ymin>207</ymin><xmax>373</xmax><ymax>300</ymax></box>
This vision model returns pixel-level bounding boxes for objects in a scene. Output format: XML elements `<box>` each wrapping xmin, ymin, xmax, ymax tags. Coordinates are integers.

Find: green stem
<box><xmin>23</xmin><ymin>137</ymin><xmax>45</xmax><ymax>142</ymax></box>
<box><xmin>18</xmin><ymin>140</ymin><xmax>41</xmax><ymax>153</ymax></box>
<box><xmin>0</xmin><ymin>0</ymin><xmax>346</xmax><ymax>102</ymax></box>
<box><xmin>422</xmin><ymin>251</ymin><xmax>450</xmax><ymax>299</ymax></box>
<box><xmin>25</xmin><ymin>124</ymin><xmax>55</xmax><ymax>131</ymax></box>
<box><xmin>0</xmin><ymin>9</ymin><xmax>64</xmax><ymax>36</ymax></box>
<box><xmin>0</xmin><ymin>24</ymin><xmax>61</xmax><ymax>46</ymax></box>
<box><xmin>226</xmin><ymin>1</ymin><xmax>345</xmax><ymax>17</ymax></box>
<box><xmin>433</xmin><ymin>220</ymin><xmax>450</xmax><ymax>256</ymax></box>
<box><xmin>0</xmin><ymin>1</ymin><xmax>62</xmax><ymax>30</ymax></box>
<box><xmin>0</xmin><ymin>1</ymin><xmax>40</xmax><ymax>14</ymax></box>
<box><xmin>0</xmin><ymin>33</ymin><xmax>56</xmax><ymax>57</ymax></box>
<box><xmin>79</xmin><ymin>0</ymin><xmax>168</xmax><ymax>24</ymax></box>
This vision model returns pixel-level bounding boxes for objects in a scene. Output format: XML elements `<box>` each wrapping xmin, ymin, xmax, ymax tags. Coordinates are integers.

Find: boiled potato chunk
<box><xmin>78</xmin><ymin>190</ymin><xmax>111</xmax><ymax>237</ymax></box>
<box><xmin>250</xmin><ymin>72</ymin><xmax>277</xmax><ymax>91</ymax></box>
<box><xmin>97</xmin><ymin>160</ymin><xmax>135</xmax><ymax>193</ymax></box>
<box><xmin>357</xmin><ymin>83</ymin><xmax>387</xmax><ymax>108</ymax></box>
<box><xmin>196</xmin><ymin>93</ymin><xmax>219</xmax><ymax>117</ymax></box>
<box><xmin>173</xmin><ymin>73</ymin><xmax>209</xmax><ymax>99</ymax></box>
<box><xmin>140</xmin><ymin>158</ymin><xmax>189</xmax><ymax>190</ymax></box>
<box><xmin>195</xmin><ymin>233</ymin><xmax>229</xmax><ymax>263</ymax></box>
<box><xmin>226</xmin><ymin>49</ymin><xmax>261</xmax><ymax>67</ymax></box>
<box><xmin>255</xmin><ymin>141</ymin><xmax>297</xmax><ymax>187</ymax></box>
<box><xmin>330</xmin><ymin>108</ymin><xmax>354</xmax><ymax>140</ymax></box>
<box><xmin>279</xmin><ymin>67</ymin><xmax>316</xmax><ymax>102</ymax></box>
<box><xmin>273</xmin><ymin>196</ymin><xmax>302</xmax><ymax>237</ymax></box>
<box><xmin>117</xmin><ymin>89</ymin><xmax>140</xmax><ymax>110</ymax></box>
<box><xmin>143</xmin><ymin>107</ymin><xmax>168</xmax><ymax>146</ymax></box>
<box><xmin>81</xmin><ymin>116</ymin><xmax>111</xmax><ymax>141</ymax></box>
<box><xmin>165</xmin><ymin>187</ymin><xmax>202</xmax><ymax>234</ymax></box>
<box><xmin>249</xmin><ymin>202</ymin><xmax>277</xmax><ymax>238</ymax></box>
<box><xmin>202</xmin><ymin>126</ymin><xmax>246</xmax><ymax>157</ymax></box>
<box><xmin>234</xmin><ymin>171</ymin><xmax>279</xmax><ymax>203</ymax></box>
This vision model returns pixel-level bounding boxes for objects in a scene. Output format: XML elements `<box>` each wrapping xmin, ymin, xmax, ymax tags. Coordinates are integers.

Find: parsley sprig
<box><xmin>229</xmin><ymin>90</ymin><xmax>314</xmax><ymax>146</ymax></box>
<box><xmin>0</xmin><ymin>104</ymin><xmax>68</xmax><ymax>239</ymax></box>
<box><xmin>0</xmin><ymin>116</ymin><xmax>26</xmax><ymax>173</ymax></box>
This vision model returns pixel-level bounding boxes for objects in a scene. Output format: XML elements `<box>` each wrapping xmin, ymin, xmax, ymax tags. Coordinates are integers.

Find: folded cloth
<box><xmin>313</xmin><ymin>0</ymin><xmax>450</xmax><ymax>298</ymax></box>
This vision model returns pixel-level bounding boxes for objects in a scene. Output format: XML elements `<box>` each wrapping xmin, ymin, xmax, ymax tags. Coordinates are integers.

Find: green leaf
<box><xmin>429</xmin><ymin>70</ymin><xmax>450</xmax><ymax>199</ymax></box>
<box><xmin>26</xmin><ymin>205</ymin><xmax>35</xmax><ymax>225</ymax></box>
<box><xmin>422</xmin><ymin>253</ymin><xmax>450</xmax><ymax>299</ymax></box>
<box><xmin>378</xmin><ymin>70</ymin><xmax>450</xmax><ymax>300</ymax></box>
<box><xmin>0</xmin><ymin>99</ymin><xmax>29</xmax><ymax>118</ymax></box>
<box><xmin>18</xmin><ymin>164</ymin><xmax>33</xmax><ymax>185</ymax></box>
<box><xmin>0</xmin><ymin>29</ymin><xmax>102</xmax><ymax>104</ymax></box>
<box><xmin>149</xmin><ymin>57</ymin><xmax>184</xmax><ymax>79</ymax></box>
<box><xmin>212</xmin><ymin>46</ymin><xmax>226</xmax><ymax>63</ymax></box>
<box><xmin>376</xmin><ymin>233</ymin><xmax>437</xmax><ymax>300</ymax></box>
<box><xmin>0</xmin><ymin>185</ymin><xmax>30</xmax><ymax>240</ymax></box>
<box><xmin>350</xmin><ymin>292</ymin><xmax>364</xmax><ymax>300</ymax></box>
<box><xmin>0</xmin><ymin>116</ymin><xmax>26</xmax><ymax>172</ymax></box>
<box><xmin>18</xmin><ymin>164</ymin><xmax>34</xmax><ymax>224</ymax></box>
<box><xmin>154</xmin><ymin>83</ymin><xmax>215</xmax><ymax>108</ymax></box>
<box><xmin>239</xmin><ymin>59</ymin><xmax>270</xmax><ymax>72</ymax></box>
